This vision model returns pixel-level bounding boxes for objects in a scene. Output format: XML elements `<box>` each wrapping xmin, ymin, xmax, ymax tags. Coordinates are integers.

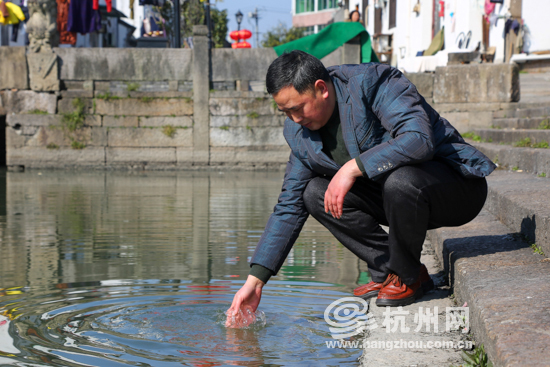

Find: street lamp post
<box><xmin>235</xmin><ymin>10</ymin><xmax>243</xmax><ymax>41</ymax></box>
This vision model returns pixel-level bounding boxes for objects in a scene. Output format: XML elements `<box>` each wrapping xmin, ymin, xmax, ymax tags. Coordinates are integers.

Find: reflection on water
<box><xmin>0</xmin><ymin>170</ymin><xmax>370</xmax><ymax>366</ymax></box>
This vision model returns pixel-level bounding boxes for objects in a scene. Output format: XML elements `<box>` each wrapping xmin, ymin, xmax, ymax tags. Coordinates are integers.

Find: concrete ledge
<box><xmin>491</xmin><ymin>117</ymin><xmax>548</xmax><ymax>129</ymax></box>
<box><xmin>428</xmin><ymin>210</ymin><xmax>550</xmax><ymax>367</ymax></box>
<box><xmin>7</xmin><ymin>147</ymin><xmax>106</xmax><ymax>168</ymax></box>
<box><xmin>493</xmin><ymin>106</ymin><xmax>550</xmax><ymax>119</ymax></box>
<box><xmin>95</xmin><ymin>98</ymin><xmax>193</xmax><ymax>116</ymax></box>
<box><xmin>434</xmin><ymin>64</ymin><xmax>520</xmax><ymax>103</ymax></box>
<box><xmin>139</xmin><ymin>116</ymin><xmax>193</xmax><ymax>128</ymax></box>
<box><xmin>0</xmin><ymin>47</ymin><xmax>29</xmax><ymax>90</ymax></box>
<box><xmin>472</xmin><ymin>141</ymin><xmax>550</xmax><ymax>175</ymax></box>
<box><xmin>210</xmin><ymin>146</ymin><xmax>290</xmax><ymax>165</ymax></box>
<box><xmin>210</xmin><ymin>127</ymin><xmax>286</xmax><ymax>147</ymax></box>
<box><xmin>55</xmin><ymin>48</ymin><xmax>193</xmax><ymax>81</ymax></box>
<box><xmin>2</xmin><ymin>91</ymin><xmax>57</xmax><ymax>114</ymax></box>
<box><xmin>483</xmin><ymin>170</ymin><xmax>550</xmax><ymax>257</ymax></box>
<box><xmin>474</xmin><ymin>128</ymin><xmax>550</xmax><ymax>145</ymax></box>
<box><xmin>7</xmin><ymin>114</ymin><xmax>100</xmax><ymax>127</ymax></box>
<box><xmin>106</xmin><ymin>147</ymin><xmax>176</xmax><ymax>167</ymax></box>
<box><xmin>107</xmin><ymin>127</ymin><xmax>193</xmax><ymax>147</ymax></box>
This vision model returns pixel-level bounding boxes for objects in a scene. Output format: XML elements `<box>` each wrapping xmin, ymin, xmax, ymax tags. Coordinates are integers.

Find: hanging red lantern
<box><xmin>438</xmin><ymin>1</ymin><xmax>445</xmax><ymax>17</ymax></box>
<box><xmin>230</xmin><ymin>29</ymin><xmax>252</xmax><ymax>41</ymax></box>
<box><xmin>231</xmin><ymin>41</ymin><xmax>252</xmax><ymax>49</ymax></box>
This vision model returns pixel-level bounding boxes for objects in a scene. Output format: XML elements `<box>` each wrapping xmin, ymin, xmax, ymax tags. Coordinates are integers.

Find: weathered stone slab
<box><xmin>6</xmin><ymin>127</ymin><xmax>26</xmax><ymax>149</ymax></box>
<box><xmin>7</xmin><ymin>114</ymin><xmax>61</xmax><ymax>127</ymax></box>
<box><xmin>211</xmin><ymin>48</ymin><xmax>277</xmax><ymax>82</ymax></box>
<box><xmin>107</xmin><ymin>127</ymin><xmax>193</xmax><ymax>147</ymax></box>
<box><xmin>434</xmin><ymin>64</ymin><xmax>520</xmax><ymax>103</ymax></box>
<box><xmin>103</xmin><ymin>116</ymin><xmax>138</xmax><ymax>127</ymax></box>
<box><xmin>3</xmin><ymin>91</ymin><xmax>57</xmax><ymax>114</ymax></box>
<box><xmin>428</xmin><ymin>210</ymin><xmax>550</xmax><ymax>367</ymax></box>
<box><xmin>210</xmin><ymin>127</ymin><xmax>286</xmax><ymax>147</ymax></box>
<box><xmin>139</xmin><ymin>116</ymin><xmax>193</xmax><ymax>127</ymax></box>
<box><xmin>55</xmin><ymin>48</ymin><xmax>193</xmax><ymax>81</ymax></box>
<box><xmin>95</xmin><ymin>98</ymin><xmax>193</xmax><ymax>116</ymax></box>
<box><xmin>473</xmin><ymin>142</ymin><xmax>549</xmax><ymax>175</ymax></box>
<box><xmin>0</xmin><ymin>47</ymin><xmax>29</xmax><ymax>90</ymax></box>
<box><xmin>484</xmin><ymin>170</ymin><xmax>550</xmax><ymax>257</ymax></box>
<box><xmin>7</xmin><ymin>147</ymin><xmax>106</xmax><ymax>168</ymax></box>
<box><xmin>209</xmin><ymin>97</ymin><xmax>275</xmax><ymax>116</ymax></box>
<box><xmin>175</xmin><ymin>147</ymin><xmax>194</xmax><ymax>165</ymax></box>
<box><xmin>211</xmin><ymin>115</ymin><xmax>285</xmax><ymax>128</ymax></box>
<box><xmin>57</xmin><ymin>98</ymin><xmax>94</xmax><ymax>114</ymax></box>
<box><xmin>61</xmin><ymin>90</ymin><xmax>94</xmax><ymax>98</ymax></box>
<box><xmin>475</xmin><ymin>128</ymin><xmax>550</xmax><ymax>145</ymax></box>
<box><xmin>210</xmin><ymin>146</ymin><xmax>290</xmax><ymax>165</ymax></box>
<box><xmin>25</xmin><ymin>126</ymin><xmax>107</xmax><ymax>147</ymax></box>
<box><xmin>404</xmin><ymin>72</ymin><xmax>434</xmax><ymax>101</ymax></box>
<box><xmin>27</xmin><ymin>51</ymin><xmax>60</xmax><ymax>91</ymax></box>
<box><xmin>106</xmin><ymin>147</ymin><xmax>176</xmax><ymax>165</ymax></box>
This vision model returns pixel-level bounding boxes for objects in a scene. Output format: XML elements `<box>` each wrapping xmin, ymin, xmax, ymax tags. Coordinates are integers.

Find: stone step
<box><xmin>493</xmin><ymin>106</ymin><xmax>550</xmax><ymax>119</ymax></box>
<box><xmin>428</xmin><ymin>209</ymin><xmax>550</xmax><ymax>367</ymax></box>
<box><xmin>484</xmin><ymin>170</ymin><xmax>550</xmax><ymax>257</ymax></box>
<box><xmin>472</xmin><ymin>141</ymin><xmax>550</xmax><ymax>176</ymax></box>
<box><xmin>491</xmin><ymin>117</ymin><xmax>550</xmax><ymax>129</ymax></box>
<box><xmin>473</xmin><ymin>128</ymin><xmax>550</xmax><ymax>145</ymax></box>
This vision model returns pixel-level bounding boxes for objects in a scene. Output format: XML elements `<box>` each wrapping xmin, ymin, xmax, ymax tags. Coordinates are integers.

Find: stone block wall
<box><xmin>0</xmin><ymin>26</ymin><xmax>524</xmax><ymax>170</ymax></box>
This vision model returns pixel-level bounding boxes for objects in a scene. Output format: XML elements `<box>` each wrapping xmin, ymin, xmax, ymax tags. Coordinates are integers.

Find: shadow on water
<box><xmin>0</xmin><ymin>170</ymin><xmax>368</xmax><ymax>366</ymax></box>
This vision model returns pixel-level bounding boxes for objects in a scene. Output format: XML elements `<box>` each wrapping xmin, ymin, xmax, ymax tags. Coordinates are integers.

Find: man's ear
<box><xmin>314</xmin><ymin>80</ymin><xmax>330</xmax><ymax>99</ymax></box>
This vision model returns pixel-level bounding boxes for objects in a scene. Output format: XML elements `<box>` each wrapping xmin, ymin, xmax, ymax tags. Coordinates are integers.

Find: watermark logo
<box><xmin>323</xmin><ymin>297</ymin><xmax>375</xmax><ymax>339</ymax></box>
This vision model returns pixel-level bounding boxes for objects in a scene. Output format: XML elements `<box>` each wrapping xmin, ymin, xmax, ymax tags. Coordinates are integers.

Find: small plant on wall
<box><xmin>59</xmin><ymin>98</ymin><xmax>88</xmax><ymax>150</ymax></box>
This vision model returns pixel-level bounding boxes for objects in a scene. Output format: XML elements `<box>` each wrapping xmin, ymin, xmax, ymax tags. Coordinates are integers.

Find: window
<box><xmin>318</xmin><ymin>0</ymin><xmax>338</xmax><ymax>11</ymax></box>
<box><xmin>389</xmin><ymin>0</ymin><xmax>396</xmax><ymax>28</ymax></box>
<box><xmin>296</xmin><ymin>0</ymin><xmax>314</xmax><ymax>13</ymax></box>
<box><xmin>374</xmin><ymin>7</ymin><xmax>382</xmax><ymax>34</ymax></box>
<box><xmin>298</xmin><ymin>26</ymin><xmax>315</xmax><ymax>36</ymax></box>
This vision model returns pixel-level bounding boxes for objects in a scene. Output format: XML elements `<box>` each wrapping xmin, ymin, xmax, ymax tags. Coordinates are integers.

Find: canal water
<box><xmin>0</xmin><ymin>170</ymin><xmax>371</xmax><ymax>366</ymax></box>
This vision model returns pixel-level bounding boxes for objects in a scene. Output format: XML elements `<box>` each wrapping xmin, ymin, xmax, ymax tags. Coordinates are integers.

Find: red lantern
<box><xmin>231</xmin><ymin>41</ymin><xmax>252</xmax><ymax>49</ymax></box>
<box><xmin>438</xmin><ymin>1</ymin><xmax>445</xmax><ymax>17</ymax></box>
<box><xmin>230</xmin><ymin>29</ymin><xmax>252</xmax><ymax>41</ymax></box>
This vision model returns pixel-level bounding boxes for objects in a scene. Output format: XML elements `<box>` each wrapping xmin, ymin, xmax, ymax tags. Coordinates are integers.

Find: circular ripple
<box><xmin>1</xmin><ymin>280</ymin><xmax>361</xmax><ymax>366</ymax></box>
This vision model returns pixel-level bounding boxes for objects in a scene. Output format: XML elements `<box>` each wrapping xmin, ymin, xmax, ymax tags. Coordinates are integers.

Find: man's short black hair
<box><xmin>266</xmin><ymin>50</ymin><xmax>331</xmax><ymax>95</ymax></box>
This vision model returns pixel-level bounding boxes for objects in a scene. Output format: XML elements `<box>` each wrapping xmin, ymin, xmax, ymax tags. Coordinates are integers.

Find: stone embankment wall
<box><xmin>0</xmin><ymin>25</ymin><xmax>521</xmax><ymax>170</ymax></box>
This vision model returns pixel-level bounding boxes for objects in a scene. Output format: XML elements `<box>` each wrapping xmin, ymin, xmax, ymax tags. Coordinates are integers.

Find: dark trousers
<box><xmin>303</xmin><ymin>160</ymin><xmax>487</xmax><ymax>285</ymax></box>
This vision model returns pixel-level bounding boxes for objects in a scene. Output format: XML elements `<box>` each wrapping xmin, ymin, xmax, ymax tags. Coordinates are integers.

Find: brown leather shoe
<box><xmin>353</xmin><ymin>281</ymin><xmax>384</xmax><ymax>300</ymax></box>
<box><xmin>354</xmin><ymin>264</ymin><xmax>434</xmax><ymax>301</ymax></box>
<box><xmin>375</xmin><ymin>274</ymin><xmax>423</xmax><ymax>307</ymax></box>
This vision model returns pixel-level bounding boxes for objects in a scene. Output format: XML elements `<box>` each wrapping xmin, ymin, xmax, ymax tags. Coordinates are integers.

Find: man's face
<box><xmin>273</xmin><ymin>80</ymin><xmax>333</xmax><ymax>131</ymax></box>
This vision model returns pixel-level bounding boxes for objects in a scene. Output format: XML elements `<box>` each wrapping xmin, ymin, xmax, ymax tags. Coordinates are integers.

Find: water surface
<box><xmin>0</xmin><ymin>170</ymin><xmax>370</xmax><ymax>366</ymax></box>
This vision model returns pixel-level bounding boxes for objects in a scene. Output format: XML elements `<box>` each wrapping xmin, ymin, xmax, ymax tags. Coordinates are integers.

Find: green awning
<box><xmin>274</xmin><ymin>22</ymin><xmax>379</xmax><ymax>63</ymax></box>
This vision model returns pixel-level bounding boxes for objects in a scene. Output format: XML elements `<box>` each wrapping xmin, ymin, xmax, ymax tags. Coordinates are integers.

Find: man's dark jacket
<box><xmin>251</xmin><ymin>63</ymin><xmax>496</xmax><ymax>274</ymax></box>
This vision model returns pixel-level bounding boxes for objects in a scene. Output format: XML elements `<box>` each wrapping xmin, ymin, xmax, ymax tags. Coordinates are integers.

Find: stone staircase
<box><xmin>427</xmin><ymin>104</ymin><xmax>550</xmax><ymax>367</ymax></box>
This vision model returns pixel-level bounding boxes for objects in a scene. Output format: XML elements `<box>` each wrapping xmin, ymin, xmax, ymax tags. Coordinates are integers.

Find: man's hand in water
<box><xmin>225</xmin><ymin>275</ymin><xmax>264</xmax><ymax>328</ymax></box>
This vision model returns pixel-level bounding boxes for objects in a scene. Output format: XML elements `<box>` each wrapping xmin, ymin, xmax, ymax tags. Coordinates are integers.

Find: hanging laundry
<box><xmin>0</xmin><ymin>1</ymin><xmax>25</xmax><ymax>25</ymax></box>
<box><xmin>68</xmin><ymin>0</ymin><xmax>101</xmax><ymax>34</ymax></box>
<box><xmin>57</xmin><ymin>0</ymin><xmax>76</xmax><ymax>45</ymax></box>
<box><xmin>484</xmin><ymin>0</ymin><xmax>495</xmax><ymax>19</ymax></box>
<box><xmin>93</xmin><ymin>0</ymin><xmax>112</xmax><ymax>12</ymax></box>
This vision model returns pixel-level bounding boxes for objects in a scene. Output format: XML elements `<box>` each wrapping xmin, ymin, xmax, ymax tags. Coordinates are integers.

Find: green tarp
<box><xmin>274</xmin><ymin>22</ymin><xmax>379</xmax><ymax>63</ymax></box>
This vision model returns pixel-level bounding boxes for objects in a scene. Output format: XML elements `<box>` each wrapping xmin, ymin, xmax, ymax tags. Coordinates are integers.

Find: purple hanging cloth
<box><xmin>68</xmin><ymin>0</ymin><xmax>101</xmax><ymax>34</ymax></box>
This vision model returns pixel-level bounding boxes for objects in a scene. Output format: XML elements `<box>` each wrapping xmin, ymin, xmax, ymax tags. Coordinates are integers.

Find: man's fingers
<box><xmin>337</xmin><ymin>196</ymin><xmax>344</xmax><ymax>218</ymax></box>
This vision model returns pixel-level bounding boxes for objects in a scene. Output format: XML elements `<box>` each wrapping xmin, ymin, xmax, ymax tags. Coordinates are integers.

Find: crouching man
<box><xmin>227</xmin><ymin>50</ymin><xmax>495</xmax><ymax>324</ymax></box>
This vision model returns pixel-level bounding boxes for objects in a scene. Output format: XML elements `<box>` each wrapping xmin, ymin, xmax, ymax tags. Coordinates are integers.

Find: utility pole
<box><xmin>249</xmin><ymin>7</ymin><xmax>260</xmax><ymax>48</ymax></box>
<box><xmin>173</xmin><ymin>0</ymin><xmax>181</xmax><ymax>48</ymax></box>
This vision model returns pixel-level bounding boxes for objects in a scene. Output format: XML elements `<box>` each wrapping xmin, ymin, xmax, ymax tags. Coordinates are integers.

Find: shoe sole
<box><xmin>375</xmin><ymin>287</ymin><xmax>424</xmax><ymax>307</ymax></box>
<box><xmin>355</xmin><ymin>290</ymin><xmax>380</xmax><ymax>300</ymax></box>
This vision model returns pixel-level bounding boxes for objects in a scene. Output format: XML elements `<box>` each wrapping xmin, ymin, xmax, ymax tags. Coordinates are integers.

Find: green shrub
<box><xmin>247</xmin><ymin>111</ymin><xmax>259</xmax><ymax>119</ymax></box>
<box><xmin>28</xmin><ymin>109</ymin><xmax>48</xmax><ymax>115</ymax></box>
<box><xmin>532</xmin><ymin>141</ymin><xmax>549</xmax><ymax>149</ymax></box>
<box><xmin>71</xmin><ymin>140</ymin><xmax>86</xmax><ymax>150</ymax></box>
<box><xmin>46</xmin><ymin>143</ymin><xmax>59</xmax><ymax>150</ymax></box>
<box><xmin>514</xmin><ymin>137</ymin><xmax>532</xmax><ymax>147</ymax></box>
<box><xmin>126</xmin><ymin>82</ymin><xmax>140</xmax><ymax>92</ymax></box>
<box><xmin>162</xmin><ymin>125</ymin><xmax>177</xmax><ymax>138</ymax></box>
